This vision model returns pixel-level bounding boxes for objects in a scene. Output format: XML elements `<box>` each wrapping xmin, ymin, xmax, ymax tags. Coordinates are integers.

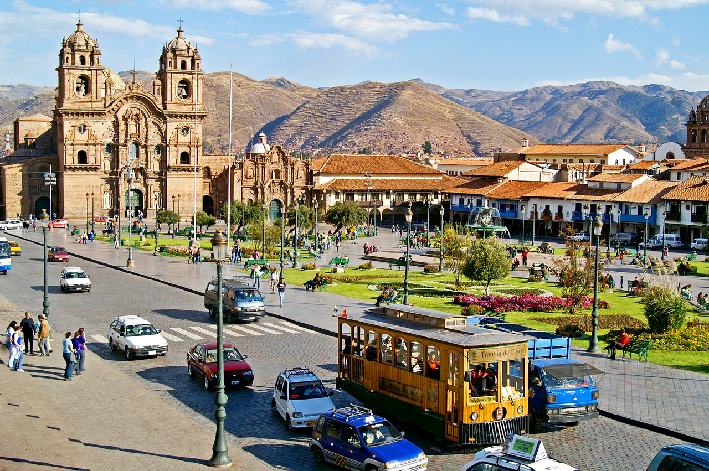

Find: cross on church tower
<box><xmin>178</xmin><ymin>18</ymin><xmax>183</xmax><ymax>29</ymax></box>
<box><xmin>132</xmin><ymin>57</ymin><xmax>136</xmax><ymax>84</ymax></box>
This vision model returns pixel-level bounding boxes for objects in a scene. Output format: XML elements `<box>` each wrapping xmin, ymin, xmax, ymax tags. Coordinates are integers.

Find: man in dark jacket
<box><xmin>19</xmin><ymin>311</ymin><xmax>35</xmax><ymax>354</ymax></box>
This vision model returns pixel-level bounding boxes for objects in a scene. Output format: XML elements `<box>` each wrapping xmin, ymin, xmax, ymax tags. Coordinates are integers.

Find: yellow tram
<box><xmin>336</xmin><ymin>305</ymin><xmax>531</xmax><ymax>444</ymax></box>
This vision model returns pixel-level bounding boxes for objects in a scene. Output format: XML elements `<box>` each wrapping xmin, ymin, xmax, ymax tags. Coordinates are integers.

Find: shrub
<box><xmin>453</xmin><ymin>293</ymin><xmax>610</xmax><ymax>313</ymax></box>
<box><xmin>527</xmin><ymin>274</ymin><xmax>543</xmax><ymax>282</ymax></box>
<box><xmin>642</xmin><ymin>286</ymin><xmax>688</xmax><ymax>333</ymax></box>
<box><xmin>608</xmin><ymin>321</ymin><xmax>709</xmax><ymax>352</ymax></box>
<box><xmin>556</xmin><ymin>323</ymin><xmax>585</xmax><ymax>338</ymax></box>
<box><xmin>358</xmin><ymin>261</ymin><xmax>374</xmax><ymax>270</ymax></box>
<box><xmin>461</xmin><ymin>304</ymin><xmax>484</xmax><ymax>316</ymax></box>
<box><xmin>424</xmin><ymin>265</ymin><xmax>439</xmax><ymax>273</ymax></box>
<box><xmin>301</xmin><ymin>262</ymin><xmax>317</xmax><ymax>270</ymax></box>
<box><xmin>536</xmin><ymin>315</ymin><xmax>646</xmax><ymax>331</ymax></box>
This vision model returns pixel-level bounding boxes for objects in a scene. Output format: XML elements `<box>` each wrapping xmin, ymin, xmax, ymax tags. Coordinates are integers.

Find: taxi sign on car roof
<box><xmin>503</xmin><ymin>434</ymin><xmax>547</xmax><ymax>462</ymax></box>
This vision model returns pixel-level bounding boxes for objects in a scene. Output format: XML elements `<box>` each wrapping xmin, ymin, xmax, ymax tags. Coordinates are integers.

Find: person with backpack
<box><xmin>19</xmin><ymin>312</ymin><xmax>35</xmax><ymax>355</ymax></box>
<box><xmin>277</xmin><ymin>278</ymin><xmax>287</xmax><ymax>307</ymax></box>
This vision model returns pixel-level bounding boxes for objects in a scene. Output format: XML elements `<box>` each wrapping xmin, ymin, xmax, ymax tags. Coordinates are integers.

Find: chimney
<box><xmin>521</xmin><ymin>137</ymin><xmax>529</xmax><ymax>148</ymax></box>
<box><xmin>638</xmin><ymin>143</ymin><xmax>646</xmax><ymax>152</ymax></box>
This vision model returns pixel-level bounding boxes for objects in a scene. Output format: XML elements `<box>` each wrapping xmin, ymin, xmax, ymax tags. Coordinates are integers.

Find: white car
<box><xmin>271</xmin><ymin>368</ymin><xmax>335</xmax><ymax>430</ymax></box>
<box><xmin>460</xmin><ymin>435</ymin><xmax>578</xmax><ymax>471</ymax></box>
<box><xmin>691</xmin><ymin>238</ymin><xmax>708</xmax><ymax>251</ymax></box>
<box><xmin>569</xmin><ymin>232</ymin><xmax>590</xmax><ymax>242</ymax></box>
<box><xmin>0</xmin><ymin>220</ymin><xmax>22</xmax><ymax>230</ymax></box>
<box><xmin>108</xmin><ymin>315</ymin><xmax>168</xmax><ymax>360</ymax></box>
<box><xmin>60</xmin><ymin>266</ymin><xmax>91</xmax><ymax>292</ymax></box>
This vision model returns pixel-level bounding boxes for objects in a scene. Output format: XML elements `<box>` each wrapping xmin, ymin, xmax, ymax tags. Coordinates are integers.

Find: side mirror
<box><xmin>243</xmin><ymin>355</ymin><xmax>248</xmax><ymax>359</ymax></box>
<box><xmin>280</xmin><ymin>393</ymin><xmax>287</xmax><ymax>400</ymax></box>
<box><xmin>400</xmin><ymin>431</ymin><xmax>405</xmax><ymax>438</ymax></box>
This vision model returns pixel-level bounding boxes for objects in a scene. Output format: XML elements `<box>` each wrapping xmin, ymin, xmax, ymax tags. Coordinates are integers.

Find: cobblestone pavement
<box><xmin>1</xmin><ymin>225</ymin><xmax>706</xmax><ymax>470</ymax></box>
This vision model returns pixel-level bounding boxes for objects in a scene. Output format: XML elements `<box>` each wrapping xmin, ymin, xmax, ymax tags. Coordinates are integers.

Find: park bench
<box><xmin>244</xmin><ymin>259</ymin><xmax>269</xmax><ymax>270</ymax></box>
<box><xmin>329</xmin><ymin>256</ymin><xmax>349</xmax><ymax>267</ymax></box>
<box><xmin>388</xmin><ymin>259</ymin><xmax>408</xmax><ymax>270</ymax></box>
<box><xmin>619</xmin><ymin>248</ymin><xmax>637</xmax><ymax>257</ymax></box>
<box><xmin>528</xmin><ymin>267</ymin><xmax>549</xmax><ymax>280</ymax></box>
<box><xmin>384</xmin><ymin>292</ymin><xmax>403</xmax><ymax>305</ymax></box>
<box><xmin>621</xmin><ymin>339</ymin><xmax>652</xmax><ymax>362</ymax></box>
<box><xmin>318</xmin><ymin>279</ymin><xmax>330</xmax><ymax>291</ymax></box>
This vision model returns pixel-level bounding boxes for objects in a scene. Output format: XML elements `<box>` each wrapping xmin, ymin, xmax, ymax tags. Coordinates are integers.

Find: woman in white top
<box><xmin>269</xmin><ymin>267</ymin><xmax>278</xmax><ymax>294</ymax></box>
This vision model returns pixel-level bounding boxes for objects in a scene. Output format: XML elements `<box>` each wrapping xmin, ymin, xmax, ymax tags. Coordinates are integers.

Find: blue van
<box><xmin>311</xmin><ymin>405</ymin><xmax>428</xmax><ymax>470</ymax></box>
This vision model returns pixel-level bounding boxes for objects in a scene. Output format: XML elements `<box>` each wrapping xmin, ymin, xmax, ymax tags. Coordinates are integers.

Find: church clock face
<box><xmin>181</xmin><ymin>126</ymin><xmax>190</xmax><ymax>136</ymax></box>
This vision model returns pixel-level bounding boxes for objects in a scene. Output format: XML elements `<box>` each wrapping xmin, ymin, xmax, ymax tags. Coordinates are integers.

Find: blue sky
<box><xmin>2</xmin><ymin>0</ymin><xmax>709</xmax><ymax>92</ymax></box>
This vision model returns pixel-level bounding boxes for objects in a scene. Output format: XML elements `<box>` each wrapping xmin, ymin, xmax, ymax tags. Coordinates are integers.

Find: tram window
<box><xmin>381</xmin><ymin>334</ymin><xmax>393</xmax><ymax>364</ymax></box>
<box><xmin>501</xmin><ymin>359</ymin><xmax>525</xmax><ymax>400</ymax></box>
<box><xmin>425</xmin><ymin>346</ymin><xmax>440</xmax><ymax>379</ymax></box>
<box><xmin>448</xmin><ymin>353</ymin><xmax>460</xmax><ymax>386</ymax></box>
<box><xmin>410</xmin><ymin>341</ymin><xmax>423</xmax><ymax>374</ymax></box>
<box><xmin>366</xmin><ymin>331</ymin><xmax>378</xmax><ymax>361</ymax></box>
<box><xmin>353</xmin><ymin>326</ymin><xmax>364</xmax><ymax>357</ymax></box>
<box><xmin>467</xmin><ymin>359</ymin><xmax>498</xmax><ymax>399</ymax></box>
<box><xmin>395</xmin><ymin>338</ymin><xmax>408</xmax><ymax>369</ymax></box>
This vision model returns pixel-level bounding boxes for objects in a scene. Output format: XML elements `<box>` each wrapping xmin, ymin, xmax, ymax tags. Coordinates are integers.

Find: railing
<box><xmin>601</xmin><ymin>213</ymin><xmax>612</xmax><ymax>223</ymax></box>
<box><xmin>691</xmin><ymin>213</ymin><xmax>707</xmax><ymax>224</ymax></box>
<box><xmin>665</xmin><ymin>211</ymin><xmax>681</xmax><ymax>221</ymax></box>
<box><xmin>572</xmin><ymin>211</ymin><xmax>583</xmax><ymax>221</ymax></box>
<box><xmin>554</xmin><ymin>213</ymin><xmax>564</xmax><ymax>221</ymax></box>
<box><xmin>619</xmin><ymin>214</ymin><xmax>657</xmax><ymax>225</ymax></box>
<box><xmin>499</xmin><ymin>210</ymin><xmax>517</xmax><ymax>218</ymax></box>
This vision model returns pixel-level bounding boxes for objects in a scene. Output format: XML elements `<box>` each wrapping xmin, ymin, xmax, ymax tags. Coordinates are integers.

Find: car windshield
<box><xmin>125</xmin><ymin>324</ymin><xmax>159</xmax><ymax>336</ymax></box>
<box><xmin>235</xmin><ymin>290</ymin><xmax>262</xmax><ymax>301</ymax></box>
<box><xmin>289</xmin><ymin>381</ymin><xmax>327</xmax><ymax>400</ymax></box>
<box><xmin>9</xmin><ymin>242</ymin><xmax>19</xmax><ymax>247</ymax></box>
<box><xmin>205</xmin><ymin>347</ymin><xmax>244</xmax><ymax>363</ymax></box>
<box><xmin>358</xmin><ymin>421</ymin><xmax>402</xmax><ymax>447</ymax></box>
<box><xmin>65</xmin><ymin>271</ymin><xmax>87</xmax><ymax>279</ymax></box>
<box><xmin>542</xmin><ymin>365</ymin><xmax>593</xmax><ymax>389</ymax></box>
<box><xmin>53</xmin><ymin>247</ymin><xmax>67</xmax><ymax>253</ymax></box>
<box><xmin>0</xmin><ymin>242</ymin><xmax>9</xmax><ymax>258</ymax></box>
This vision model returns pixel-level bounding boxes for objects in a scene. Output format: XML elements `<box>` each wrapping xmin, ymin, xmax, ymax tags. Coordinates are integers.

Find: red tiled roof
<box><xmin>315</xmin><ymin>175</ymin><xmax>464</xmax><ymax>191</ymax></box>
<box><xmin>442</xmin><ymin>178</ymin><xmax>506</xmax><ymax>195</ymax></box>
<box><xmin>462</xmin><ymin>161</ymin><xmax>525</xmax><ymax>177</ymax></box>
<box><xmin>566</xmin><ymin>186</ymin><xmax>623</xmax><ymax>201</ymax></box>
<box><xmin>524</xmin><ymin>182</ymin><xmax>580</xmax><ymax>199</ymax></box>
<box><xmin>436</xmin><ymin>158</ymin><xmax>495</xmax><ymax>166</ymax></box>
<box><xmin>522</xmin><ymin>144</ymin><xmax>631</xmax><ymax>156</ymax></box>
<box><xmin>661</xmin><ymin>158</ymin><xmax>709</xmax><ymax>170</ymax></box>
<box><xmin>485</xmin><ymin>181</ymin><xmax>549</xmax><ymax>200</ymax></box>
<box><xmin>627</xmin><ymin>161</ymin><xmax>662</xmax><ymax>170</ymax></box>
<box><xmin>615</xmin><ymin>181</ymin><xmax>678</xmax><ymax>204</ymax></box>
<box><xmin>662</xmin><ymin>176</ymin><xmax>709</xmax><ymax>202</ymax></box>
<box><xmin>314</xmin><ymin>154</ymin><xmax>442</xmax><ymax>175</ymax></box>
<box><xmin>587</xmin><ymin>173</ymin><xmax>647</xmax><ymax>183</ymax></box>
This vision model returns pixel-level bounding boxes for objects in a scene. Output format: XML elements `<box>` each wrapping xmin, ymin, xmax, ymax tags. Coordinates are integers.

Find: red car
<box><xmin>186</xmin><ymin>342</ymin><xmax>254</xmax><ymax>390</ymax></box>
<box><xmin>48</xmin><ymin>247</ymin><xmax>69</xmax><ymax>262</ymax></box>
<box><xmin>49</xmin><ymin>219</ymin><xmax>69</xmax><ymax>228</ymax></box>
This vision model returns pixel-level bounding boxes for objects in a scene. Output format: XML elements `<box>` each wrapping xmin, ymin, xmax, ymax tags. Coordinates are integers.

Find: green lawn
<box><xmin>271</xmin><ymin>266</ymin><xmax>709</xmax><ymax>375</ymax></box>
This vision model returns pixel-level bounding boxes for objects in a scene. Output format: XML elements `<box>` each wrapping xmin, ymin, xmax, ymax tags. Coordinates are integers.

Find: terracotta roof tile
<box><xmin>566</xmin><ymin>186</ymin><xmax>623</xmax><ymax>201</ymax></box>
<box><xmin>662</xmin><ymin>175</ymin><xmax>709</xmax><ymax>202</ymax></box>
<box><xmin>436</xmin><ymin>158</ymin><xmax>495</xmax><ymax>166</ymax></box>
<box><xmin>316</xmin><ymin>154</ymin><xmax>442</xmax><ymax>175</ymax></box>
<box><xmin>442</xmin><ymin>178</ymin><xmax>506</xmax><ymax>195</ymax></box>
<box><xmin>615</xmin><ymin>181</ymin><xmax>678</xmax><ymax>204</ymax></box>
<box><xmin>524</xmin><ymin>182</ymin><xmax>580</xmax><ymax>199</ymax></box>
<box><xmin>485</xmin><ymin>181</ymin><xmax>549</xmax><ymax>200</ymax></box>
<box><xmin>661</xmin><ymin>158</ymin><xmax>709</xmax><ymax>170</ymax></box>
<box><xmin>462</xmin><ymin>161</ymin><xmax>525</xmax><ymax>177</ymax></box>
<box><xmin>522</xmin><ymin>144</ymin><xmax>630</xmax><ymax>156</ymax></box>
<box><xmin>315</xmin><ymin>175</ymin><xmax>464</xmax><ymax>191</ymax></box>
<box><xmin>628</xmin><ymin>161</ymin><xmax>662</xmax><ymax>170</ymax></box>
<box><xmin>587</xmin><ymin>173</ymin><xmax>647</xmax><ymax>183</ymax></box>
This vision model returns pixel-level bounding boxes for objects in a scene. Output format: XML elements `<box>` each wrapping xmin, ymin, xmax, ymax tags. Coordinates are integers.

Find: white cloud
<box><xmin>654</xmin><ymin>47</ymin><xmax>670</xmax><ymax>66</ymax></box>
<box><xmin>249</xmin><ymin>32</ymin><xmax>378</xmax><ymax>56</ymax></box>
<box><xmin>672</xmin><ymin>37</ymin><xmax>681</xmax><ymax>46</ymax></box>
<box><xmin>288</xmin><ymin>0</ymin><xmax>456</xmax><ymax>42</ymax></box>
<box><xmin>159</xmin><ymin>0</ymin><xmax>271</xmax><ymax>15</ymax></box>
<box><xmin>603</xmin><ymin>33</ymin><xmax>642</xmax><ymax>60</ymax></box>
<box><xmin>436</xmin><ymin>3</ymin><xmax>455</xmax><ymax>15</ymax></box>
<box><xmin>670</xmin><ymin>60</ymin><xmax>686</xmax><ymax>70</ymax></box>
<box><xmin>460</xmin><ymin>0</ymin><xmax>709</xmax><ymax>29</ymax></box>
<box><xmin>466</xmin><ymin>7</ymin><xmax>530</xmax><ymax>26</ymax></box>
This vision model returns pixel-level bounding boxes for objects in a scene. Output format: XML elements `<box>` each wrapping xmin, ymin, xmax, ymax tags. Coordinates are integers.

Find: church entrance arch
<box><xmin>34</xmin><ymin>197</ymin><xmax>50</xmax><ymax>218</ymax></box>
<box><xmin>203</xmin><ymin>195</ymin><xmax>214</xmax><ymax>216</ymax></box>
<box><xmin>125</xmin><ymin>189</ymin><xmax>143</xmax><ymax>217</ymax></box>
<box><xmin>269</xmin><ymin>199</ymin><xmax>282</xmax><ymax>220</ymax></box>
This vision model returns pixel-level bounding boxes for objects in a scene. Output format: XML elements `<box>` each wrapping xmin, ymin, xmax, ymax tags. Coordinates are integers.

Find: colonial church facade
<box><xmin>0</xmin><ymin>22</ymin><xmax>209</xmax><ymax>220</ymax></box>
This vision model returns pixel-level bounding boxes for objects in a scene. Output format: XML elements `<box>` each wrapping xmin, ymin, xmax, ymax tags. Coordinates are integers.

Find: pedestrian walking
<box><xmin>620</xmin><ymin>276</ymin><xmax>624</xmax><ymax>290</ymax></box>
<box><xmin>252</xmin><ymin>265</ymin><xmax>261</xmax><ymax>289</ymax></box>
<box><xmin>72</xmin><ymin>330</ymin><xmax>85</xmax><ymax>375</ymax></box>
<box><xmin>269</xmin><ymin>267</ymin><xmax>278</xmax><ymax>294</ymax></box>
<box><xmin>336</xmin><ymin>240</ymin><xmax>341</xmax><ymax>252</ymax></box>
<box><xmin>7</xmin><ymin>321</ymin><xmax>23</xmax><ymax>371</ymax></box>
<box><xmin>37</xmin><ymin>314</ymin><xmax>50</xmax><ymax>356</ymax></box>
<box><xmin>277</xmin><ymin>278</ymin><xmax>286</xmax><ymax>307</ymax></box>
<box><xmin>521</xmin><ymin>249</ymin><xmax>528</xmax><ymax>267</ymax></box>
<box><xmin>20</xmin><ymin>312</ymin><xmax>35</xmax><ymax>355</ymax></box>
<box><xmin>32</xmin><ymin>219</ymin><xmax>37</xmax><ymax>232</ymax></box>
<box><xmin>114</xmin><ymin>233</ymin><xmax>120</xmax><ymax>249</ymax></box>
<box><xmin>63</xmin><ymin>332</ymin><xmax>76</xmax><ymax>381</ymax></box>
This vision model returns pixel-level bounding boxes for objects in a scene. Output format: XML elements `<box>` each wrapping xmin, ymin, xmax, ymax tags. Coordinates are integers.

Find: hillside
<box><xmin>411</xmin><ymin>79</ymin><xmax>707</xmax><ymax>145</ymax></box>
<box><xmin>260</xmin><ymin>80</ymin><xmax>533</xmax><ymax>156</ymax></box>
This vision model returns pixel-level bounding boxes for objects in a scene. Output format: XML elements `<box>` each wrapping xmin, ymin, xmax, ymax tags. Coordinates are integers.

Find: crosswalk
<box><xmin>89</xmin><ymin>320</ymin><xmax>316</xmax><ymax>346</ymax></box>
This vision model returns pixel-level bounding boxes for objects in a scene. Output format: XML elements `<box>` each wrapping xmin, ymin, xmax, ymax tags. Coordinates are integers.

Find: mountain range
<box><xmin>2</xmin><ymin>73</ymin><xmax>706</xmax><ymax>157</ymax></box>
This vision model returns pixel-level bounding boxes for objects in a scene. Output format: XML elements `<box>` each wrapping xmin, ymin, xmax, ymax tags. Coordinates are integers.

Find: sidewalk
<box><xmin>10</xmin><ymin>227</ymin><xmax>709</xmax><ymax>446</ymax></box>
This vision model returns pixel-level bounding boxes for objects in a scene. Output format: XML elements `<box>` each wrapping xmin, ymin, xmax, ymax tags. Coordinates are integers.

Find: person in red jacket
<box><xmin>607</xmin><ymin>328</ymin><xmax>630</xmax><ymax>359</ymax></box>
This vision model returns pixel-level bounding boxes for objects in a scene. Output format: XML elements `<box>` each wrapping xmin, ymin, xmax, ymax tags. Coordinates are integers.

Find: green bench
<box><xmin>388</xmin><ymin>259</ymin><xmax>407</xmax><ymax>270</ymax></box>
<box><xmin>318</xmin><ymin>279</ymin><xmax>330</xmax><ymax>291</ymax></box>
<box><xmin>244</xmin><ymin>259</ymin><xmax>269</xmax><ymax>270</ymax></box>
<box><xmin>329</xmin><ymin>257</ymin><xmax>349</xmax><ymax>267</ymax></box>
<box><xmin>528</xmin><ymin>267</ymin><xmax>549</xmax><ymax>280</ymax></box>
<box><xmin>619</xmin><ymin>248</ymin><xmax>637</xmax><ymax>257</ymax></box>
<box><xmin>686</xmin><ymin>253</ymin><xmax>698</xmax><ymax>261</ymax></box>
<box><xmin>622</xmin><ymin>339</ymin><xmax>652</xmax><ymax>362</ymax></box>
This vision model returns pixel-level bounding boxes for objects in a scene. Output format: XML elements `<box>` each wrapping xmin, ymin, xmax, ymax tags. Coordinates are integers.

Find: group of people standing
<box><xmin>5</xmin><ymin>312</ymin><xmax>85</xmax><ymax>381</ymax></box>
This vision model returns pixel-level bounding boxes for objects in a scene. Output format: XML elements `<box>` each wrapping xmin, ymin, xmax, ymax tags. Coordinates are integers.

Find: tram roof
<box><xmin>345</xmin><ymin>309</ymin><xmax>531</xmax><ymax>348</ymax></box>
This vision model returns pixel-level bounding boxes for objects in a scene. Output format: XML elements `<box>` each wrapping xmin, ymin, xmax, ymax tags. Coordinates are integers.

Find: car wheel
<box><xmin>204</xmin><ymin>376</ymin><xmax>212</xmax><ymax>390</ymax></box>
<box><xmin>125</xmin><ymin>347</ymin><xmax>133</xmax><ymax>360</ymax></box>
<box><xmin>188</xmin><ymin>364</ymin><xmax>194</xmax><ymax>377</ymax></box>
<box><xmin>568</xmin><ymin>421</ymin><xmax>580</xmax><ymax>427</ymax></box>
<box><xmin>365</xmin><ymin>465</ymin><xmax>378</xmax><ymax>471</ymax></box>
<box><xmin>110</xmin><ymin>339</ymin><xmax>117</xmax><ymax>352</ymax></box>
<box><xmin>286</xmin><ymin>416</ymin><xmax>294</xmax><ymax>431</ymax></box>
<box><xmin>60</xmin><ymin>285</ymin><xmax>65</xmax><ymax>292</ymax></box>
<box><xmin>270</xmin><ymin>397</ymin><xmax>276</xmax><ymax>407</ymax></box>
<box><xmin>208</xmin><ymin>306</ymin><xmax>216</xmax><ymax>318</ymax></box>
<box><xmin>311</xmin><ymin>447</ymin><xmax>325</xmax><ymax>464</ymax></box>
<box><xmin>528</xmin><ymin>409</ymin><xmax>538</xmax><ymax>433</ymax></box>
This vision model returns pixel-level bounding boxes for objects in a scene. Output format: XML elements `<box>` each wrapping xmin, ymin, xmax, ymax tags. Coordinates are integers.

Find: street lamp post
<box><xmin>662</xmin><ymin>208</ymin><xmax>667</xmax><ymax>261</ymax></box>
<box><xmin>588</xmin><ymin>216</ymin><xmax>603</xmax><ymax>353</ymax></box>
<box><xmin>644</xmin><ymin>209</ymin><xmax>650</xmax><ymax>263</ymax></box>
<box><xmin>313</xmin><ymin>199</ymin><xmax>318</xmax><ymax>255</ymax></box>
<box><xmin>40</xmin><ymin>209</ymin><xmax>50</xmax><ymax>318</ymax></box>
<box><xmin>616</xmin><ymin>206</ymin><xmax>621</xmax><ymax>255</ymax></box>
<box><xmin>403</xmin><ymin>207</ymin><xmax>413</xmax><ymax>305</ymax></box>
<box><xmin>85</xmin><ymin>192</ymin><xmax>90</xmax><ymax>234</ymax></box>
<box><xmin>171</xmin><ymin>196</ymin><xmax>176</xmax><ymax>239</ymax></box>
<box><xmin>521</xmin><ymin>203</ymin><xmax>526</xmax><ymax>246</ymax></box>
<box><xmin>364</xmin><ymin>173</ymin><xmax>372</xmax><ymax>234</ymax></box>
<box><xmin>262</xmin><ymin>203</ymin><xmax>268</xmax><ymax>259</ymax></box>
<box><xmin>292</xmin><ymin>203</ymin><xmax>299</xmax><ymax>268</ymax></box>
<box><xmin>126</xmin><ymin>162</ymin><xmax>135</xmax><ymax>267</ymax></box>
<box><xmin>154</xmin><ymin>205</ymin><xmax>159</xmax><ymax>256</ymax></box>
<box><xmin>439</xmin><ymin>206</ymin><xmax>444</xmax><ymax>273</ymax></box>
<box><xmin>91</xmin><ymin>192</ymin><xmax>95</xmax><ymax>234</ymax></box>
<box><xmin>208</xmin><ymin>230</ymin><xmax>232</xmax><ymax>468</ymax></box>
<box><xmin>426</xmin><ymin>200</ymin><xmax>431</xmax><ymax>246</ymax></box>
<box><xmin>177</xmin><ymin>194</ymin><xmax>181</xmax><ymax>232</ymax></box>
<box><xmin>532</xmin><ymin>203</ymin><xmax>536</xmax><ymax>246</ymax></box>
<box><xmin>280</xmin><ymin>206</ymin><xmax>285</xmax><ymax>280</ymax></box>
<box><xmin>583</xmin><ymin>203</ymin><xmax>590</xmax><ymax>233</ymax></box>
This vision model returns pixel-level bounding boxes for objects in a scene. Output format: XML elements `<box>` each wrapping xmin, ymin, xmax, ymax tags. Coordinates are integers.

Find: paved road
<box><xmin>1</xmin><ymin>226</ymin><xmax>704</xmax><ymax>470</ymax></box>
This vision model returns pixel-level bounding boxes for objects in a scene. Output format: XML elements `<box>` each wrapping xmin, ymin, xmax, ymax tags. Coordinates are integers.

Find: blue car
<box><xmin>311</xmin><ymin>405</ymin><xmax>428</xmax><ymax>471</ymax></box>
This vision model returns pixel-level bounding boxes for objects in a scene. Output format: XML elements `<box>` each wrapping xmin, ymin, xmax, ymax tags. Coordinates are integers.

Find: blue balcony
<box><xmin>601</xmin><ymin>213</ymin><xmax>613</xmax><ymax>223</ymax></box>
<box><xmin>572</xmin><ymin>211</ymin><xmax>583</xmax><ymax>221</ymax></box>
<box><xmin>499</xmin><ymin>209</ymin><xmax>518</xmax><ymax>218</ymax></box>
<box><xmin>451</xmin><ymin>203</ymin><xmax>482</xmax><ymax>213</ymax></box>
<box><xmin>619</xmin><ymin>213</ymin><xmax>656</xmax><ymax>225</ymax></box>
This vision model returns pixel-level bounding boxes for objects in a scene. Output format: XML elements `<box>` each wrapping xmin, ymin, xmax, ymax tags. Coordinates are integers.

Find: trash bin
<box><xmin>120</xmin><ymin>239</ymin><xmax>126</xmax><ymax>246</ymax></box>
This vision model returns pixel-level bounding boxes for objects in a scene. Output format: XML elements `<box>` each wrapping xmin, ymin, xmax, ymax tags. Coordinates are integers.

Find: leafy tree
<box><xmin>286</xmin><ymin>205</ymin><xmax>315</xmax><ymax>234</ymax></box>
<box><xmin>422</xmin><ymin>140</ymin><xmax>432</xmax><ymax>154</ymax></box>
<box><xmin>325</xmin><ymin>202</ymin><xmax>366</xmax><ymax>232</ymax></box>
<box><xmin>548</xmin><ymin>226</ymin><xmax>607</xmax><ymax>313</ymax></box>
<box><xmin>195</xmin><ymin>211</ymin><xmax>216</xmax><ymax>232</ymax></box>
<box><xmin>461</xmin><ymin>236</ymin><xmax>510</xmax><ymax>295</ymax></box>
<box><xmin>358</xmin><ymin>147</ymin><xmax>372</xmax><ymax>155</ymax></box>
<box><xmin>220</xmin><ymin>200</ymin><xmax>265</xmax><ymax>232</ymax></box>
<box><xmin>441</xmin><ymin>227</ymin><xmax>472</xmax><ymax>287</ymax></box>
<box><xmin>642</xmin><ymin>285</ymin><xmax>688</xmax><ymax>333</ymax></box>
<box><xmin>156</xmin><ymin>210</ymin><xmax>179</xmax><ymax>225</ymax></box>
<box><xmin>247</xmin><ymin>219</ymin><xmax>283</xmax><ymax>255</ymax></box>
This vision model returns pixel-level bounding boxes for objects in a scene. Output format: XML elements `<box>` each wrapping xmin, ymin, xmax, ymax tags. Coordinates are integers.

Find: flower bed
<box><xmin>534</xmin><ymin>314</ymin><xmax>645</xmax><ymax>331</ymax></box>
<box><xmin>423</xmin><ymin>265</ymin><xmax>439</xmax><ymax>274</ymax></box>
<box><xmin>301</xmin><ymin>262</ymin><xmax>317</xmax><ymax>270</ymax></box>
<box><xmin>608</xmin><ymin>320</ymin><xmax>709</xmax><ymax>351</ymax></box>
<box><xmin>556</xmin><ymin>323</ymin><xmax>585</xmax><ymax>338</ymax></box>
<box><xmin>493</xmin><ymin>287</ymin><xmax>547</xmax><ymax>296</ymax></box>
<box><xmin>160</xmin><ymin>246</ymin><xmax>190</xmax><ymax>257</ymax></box>
<box><xmin>357</xmin><ymin>261</ymin><xmax>374</xmax><ymax>270</ymax></box>
<box><xmin>453</xmin><ymin>293</ymin><xmax>610</xmax><ymax>313</ymax></box>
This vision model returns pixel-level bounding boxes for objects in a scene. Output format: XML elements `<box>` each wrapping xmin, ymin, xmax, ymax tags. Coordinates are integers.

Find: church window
<box><xmin>181</xmin><ymin>60</ymin><xmax>187</xmax><ymax>70</ymax></box>
<box><xmin>79</xmin><ymin>55</ymin><xmax>86</xmax><ymax>65</ymax></box>
<box><xmin>666</xmin><ymin>152</ymin><xmax>675</xmax><ymax>159</ymax></box>
<box><xmin>154</xmin><ymin>145</ymin><xmax>161</xmax><ymax>155</ymax></box>
<box><xmin>180</xmin><ymin>151</ymin><xmax>190</xmax><ymax>164</ymax></box>
<box><xmin>246</xmin><ymin>168</ymin><xmax>254</xmax><ymax>179</ymax></box>
<box><xmin>703</xmin><ymin>130</ymin><xmax>707</xmax><ymax>143</ymax></box>
<box><xmin>601</xmin><ymin>160</ymin><xmax>606</xmax><ymax>164</ymax></box>
<box><xmin>177</xmin><ymin>79</ymin><xmax>190</xmax><ymax>99</ymax></box>
<box><xmin>169</xmin><ymin>60</ymin><xmax>172</xmax><ymax>68</ymax></box>
<box><xmin>78</xmin><ymin>150</ymin><xmax>88</xmax><ymax>164</ymax></box>
<box><xmin>692</xmin><ymin>131</ymin><xmax>698</xmax><ymax>143</ymax></box>
<box><xmin>129</xmin><ymin>142</ymin><xmax>139</xmax><ymax>160</ymax></box>
<box><xmin>105</xmin><ymin>144</ymin><xmax>112</xmax><ymax>154</ymax></box>
<box><xmin>272</xmin><ymin>169</ymin><xmax>281</xmax><ymax>180</ymax></box>
<box><xmin>75</xmin><ymin>76</ymin><xmax>89</xmax><ymax>96</ymax></box>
